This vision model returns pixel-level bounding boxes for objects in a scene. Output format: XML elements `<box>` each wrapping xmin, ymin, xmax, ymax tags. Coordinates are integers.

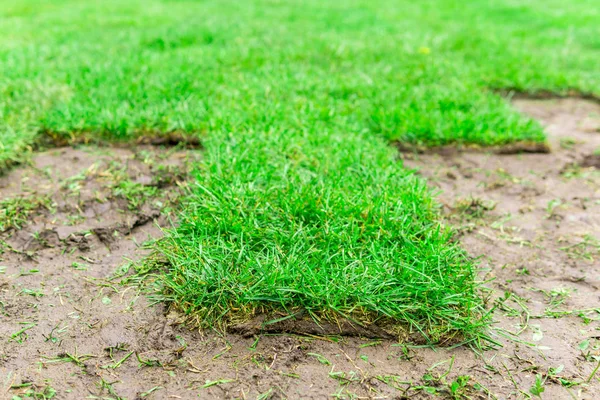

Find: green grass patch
<box><xmin>1</xmin><ymin>0</ymin><xmax>599</xmax><ymax>343</ymax></box>
<box><xmin>0</xmin><ymin>195</ymin><xmax>52</xmax><ymax>232</ymax></box>
<box><xmin>3</xmin><ymin>0</ymin><xmax>600</xmax><ymax>161</ymax></box>
<box><xmin>155</xmin><ymin>128</ymin><xmax>489</xmax><ymax>343</ymax></box>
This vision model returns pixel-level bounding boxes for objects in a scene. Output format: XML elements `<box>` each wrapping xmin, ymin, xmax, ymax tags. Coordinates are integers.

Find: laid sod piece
<box><xmin>4</xmin><ymin>0</ymin><xmax>600</xmax><ymax>168</ymax></box>
<box><xmin>155</xmin><ymin>126</ymin><xmax>489</xmax><ymax>343</ymax></box>
<box><xmin>1</xmin><ymin>0</ymin><xmax>599</xmax><ymax>342</ymax></box>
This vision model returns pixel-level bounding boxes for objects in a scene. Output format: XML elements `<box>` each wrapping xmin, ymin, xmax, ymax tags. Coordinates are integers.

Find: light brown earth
<box><xmin>1</xmin><ymin>98</ymin><xmax>600</xmax><ymax>399</ymax></box>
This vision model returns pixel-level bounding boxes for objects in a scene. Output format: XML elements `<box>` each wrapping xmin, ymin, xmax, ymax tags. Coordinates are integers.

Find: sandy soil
<box><xmin>1</xmin><ymin>99</ymin><xmax>600</xmax><ymax>399</ymax></box>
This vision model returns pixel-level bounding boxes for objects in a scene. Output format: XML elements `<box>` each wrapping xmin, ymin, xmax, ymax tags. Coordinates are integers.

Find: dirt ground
<box><xmin>1</xmin><ymin>98</ymin><xmax>600</xmax><ymax>399</ymax></box>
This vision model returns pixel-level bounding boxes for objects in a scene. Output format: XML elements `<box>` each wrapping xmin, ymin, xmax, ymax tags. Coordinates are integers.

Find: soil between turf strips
<box><xmin>1</xmin><ymin>99</ymin><xmax>600</xmax><ymax>399</ymax></box>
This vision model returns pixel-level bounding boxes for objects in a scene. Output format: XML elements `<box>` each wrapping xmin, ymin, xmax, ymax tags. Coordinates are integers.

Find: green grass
<box><xmin>0</xmin><ymin>195</ymin><xmax>51</xmax><ymax>232</ymax></box>
<box><xmin>1</xmin><ymin>0</ymin><xmax>599</xmax><ymax>342</ymax></box>
<box><xmin>156</xmin><ymin>129</ymin><xmax>486</xmax><ymax>342</ymax></box>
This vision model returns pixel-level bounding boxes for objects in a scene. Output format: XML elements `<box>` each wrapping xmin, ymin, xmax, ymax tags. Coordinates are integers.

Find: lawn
<box><xmin>1</xmin><ymin>0</ymin><xmax>599</xmax><ymax>343</ymax></box>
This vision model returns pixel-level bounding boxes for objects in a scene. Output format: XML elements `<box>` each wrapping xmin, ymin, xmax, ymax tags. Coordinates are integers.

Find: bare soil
<box><xmin>1</xmin><ymin>99</ymin><xmax>600</xmax><ymax>399</ymax></box>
